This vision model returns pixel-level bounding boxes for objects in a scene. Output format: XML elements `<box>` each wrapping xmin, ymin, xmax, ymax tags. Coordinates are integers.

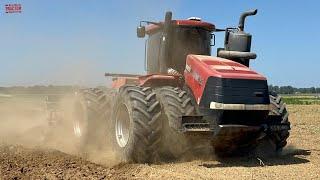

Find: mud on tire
<box><xmin>111</xmin><ymin>85</ymin><xmax>161</xmax><ymax>163</ymax></box>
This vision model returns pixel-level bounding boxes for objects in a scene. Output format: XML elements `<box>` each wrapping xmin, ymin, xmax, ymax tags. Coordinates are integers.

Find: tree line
<box><xmin>1</xmin><ymin>85</ymin><xmax>319</xmax><ymax>95</ymax></box>
<box><xmin>269</xmin><ymin>85</ymin><xmax>320</xmax><ymax>94</ymax></box>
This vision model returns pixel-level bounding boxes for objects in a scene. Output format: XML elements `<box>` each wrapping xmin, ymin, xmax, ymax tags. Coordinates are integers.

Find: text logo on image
<box><xmin>5</xmin><ymin>4</ymin><xmax>22</xmax><ymax>13</ymax></box>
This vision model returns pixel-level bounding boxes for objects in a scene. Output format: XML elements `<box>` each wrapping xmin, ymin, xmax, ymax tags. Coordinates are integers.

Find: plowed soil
<box><xmin>0</xmin><ymin>104</ymin><xmax>319</xmax><ymax>179</ymax></box>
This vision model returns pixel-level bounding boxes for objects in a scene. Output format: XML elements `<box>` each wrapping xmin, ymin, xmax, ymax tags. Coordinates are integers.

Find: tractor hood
<box><xmin>185</xmin><ymin>55</ymin><xmax>266</xmax><ymax>80</ymax></box>
<box><xmin>184</xmin><ymin>55</ymin><xmax>269</xmax><ymax>107</ymax></box>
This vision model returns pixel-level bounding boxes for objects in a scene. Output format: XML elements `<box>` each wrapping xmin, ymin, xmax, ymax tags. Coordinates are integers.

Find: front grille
<box><xmin>199</xmin><ymin>77</ymin><xmax>269</xmax><ymax>108</ymax></box>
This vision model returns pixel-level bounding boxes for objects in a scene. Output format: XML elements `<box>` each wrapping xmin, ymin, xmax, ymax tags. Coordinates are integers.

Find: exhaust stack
<box><xmin>217</xmin><ymin>9</ymin><xmax>258</xmax><ymax>67</ymax></box>
<box><xmin>238</xmin><ymin>9</ymin><xmax>258</xmax><ymax>31</ymax></box>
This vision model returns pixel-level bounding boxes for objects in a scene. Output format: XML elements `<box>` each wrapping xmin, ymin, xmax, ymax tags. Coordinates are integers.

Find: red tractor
<box><xmin>72</xmin><ymin>9</ymin><xmax>290</xmax><ymax>163</ymax></box>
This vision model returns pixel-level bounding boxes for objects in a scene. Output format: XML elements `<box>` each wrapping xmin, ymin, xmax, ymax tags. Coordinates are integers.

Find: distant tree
<box><xmin>310</xmin><ymin>87</ymin><xmax>316</xmax><ymax>94</ymax></box>
<box><xmin>1</xmin><ymin>84</ymin><xmax>320</xmax><ymax>95</ymax></box>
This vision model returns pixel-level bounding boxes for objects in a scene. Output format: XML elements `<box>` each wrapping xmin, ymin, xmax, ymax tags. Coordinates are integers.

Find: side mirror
<box><xmin>137</xmin><ymin>26</ymin><xmax>145</xmax><ymax>38</ymax></box>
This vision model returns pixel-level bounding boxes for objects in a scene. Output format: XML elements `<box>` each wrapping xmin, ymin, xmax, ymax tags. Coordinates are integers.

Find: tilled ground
<box><xmin>0</xmin><ymin>105</ymin><xmax>319</xmax><ymax>179</ymax></box>
<box><xmin>0</xmin><ymin>145</ymin><xmax>113</xmax><ymax>179</ymax></box>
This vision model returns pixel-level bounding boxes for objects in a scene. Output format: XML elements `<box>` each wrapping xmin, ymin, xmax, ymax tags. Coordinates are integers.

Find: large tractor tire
<box><xmin>110</xmin><ymin>85</ymin><xmax>162</xmax><ymax>163</ymax></box>
<box><xmin>72</xmin><ymin>88</ymin><xmax>111</xmax><ymax>152</ymax></box>
<box><xmin>155</xmin><ymin>86</ymin><xmax>200</xmax><ymax>160</ymax></box>
<box><xmin>266</xmin><ymin>93</ymin><xmax>290</xmax><ymax>151</ymax></box>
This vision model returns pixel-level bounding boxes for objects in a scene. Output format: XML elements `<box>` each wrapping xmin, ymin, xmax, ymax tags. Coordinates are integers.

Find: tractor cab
<box><xmin>137</xmin><ymin>17</ymin><xmax>215</xmax><ymax>74</ymax></box>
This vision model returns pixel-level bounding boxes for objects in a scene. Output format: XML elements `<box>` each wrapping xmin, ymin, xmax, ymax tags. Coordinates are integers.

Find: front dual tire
<box><xmin>110</xmin><ymin>85</ymin><xmax>162</xmax><ymax>163</ymax></box>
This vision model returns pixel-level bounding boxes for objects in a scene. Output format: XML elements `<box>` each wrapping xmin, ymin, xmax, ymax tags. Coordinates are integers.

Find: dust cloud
<box><xmin>0</xmin><ymin>99</ymin><xmax>46</xmax><ymax>146</ymax></box>
<box><xmin>0</xmin><ymin>95</ymin><xmax>119</xmax><ymax>167</ymax></box>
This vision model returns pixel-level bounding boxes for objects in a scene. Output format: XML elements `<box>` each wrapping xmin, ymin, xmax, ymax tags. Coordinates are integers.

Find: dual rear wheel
<box><xmin>71</xmin><ymin>88</ymin><xmax>113</xmax><ymax>152</ymax></box>
<box><xmin>72</xmin><ymin>85</ymin><xmax>199</xmax><ymax>162</ymax></box>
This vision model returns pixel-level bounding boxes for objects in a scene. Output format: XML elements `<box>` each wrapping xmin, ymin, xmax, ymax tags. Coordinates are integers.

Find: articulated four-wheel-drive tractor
<box><xmin>72</xmin><ymin>9</ymin><xmax>290</xmax><ymax>162</ymax></box>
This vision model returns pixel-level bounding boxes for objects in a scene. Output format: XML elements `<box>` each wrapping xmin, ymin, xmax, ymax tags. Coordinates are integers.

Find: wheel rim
<box><xmin>73</xmin><ymin>102</ymin><xmax>86</xmax><ymax>138</ymax></box>
<box><xmin>115</xmin><ymin>104</ymin><xmax>130</xmax><ymax>148</ymax></box>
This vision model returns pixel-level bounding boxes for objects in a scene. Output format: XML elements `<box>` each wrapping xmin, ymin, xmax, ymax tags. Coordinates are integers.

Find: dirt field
<box><xmin>0</xmin><ymin>99</ymin><xmax>319</xmax><ymax>179</ymax></box>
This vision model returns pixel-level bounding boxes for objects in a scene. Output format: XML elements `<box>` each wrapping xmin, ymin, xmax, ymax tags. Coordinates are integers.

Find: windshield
<box><xmin>170</xmin><ymin>27</ymin><xmax>212</xmax><ymax>72</ymax></box>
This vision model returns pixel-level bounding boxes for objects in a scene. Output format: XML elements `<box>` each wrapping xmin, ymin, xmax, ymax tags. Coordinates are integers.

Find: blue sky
<box><xmin>0</xmin><ymin>0</ymin><xmax>319</xmax><ymax>87</ymax></box>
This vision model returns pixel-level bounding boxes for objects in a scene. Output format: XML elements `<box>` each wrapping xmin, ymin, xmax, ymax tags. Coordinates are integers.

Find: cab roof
<box><xmin>145</xmin><ymin>20</ymin><xmax>215</xmax><ymax>35</ymax></box>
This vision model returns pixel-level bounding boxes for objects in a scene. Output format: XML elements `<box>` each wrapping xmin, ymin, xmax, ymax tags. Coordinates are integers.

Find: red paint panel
<box><xmin>184</xmin><ymin>55</ymin><xmax>266</xmax><ymax>104</ymax></box>
<box><xmin>138</xmin><ymin>74</ymin><xmax>183</xmax><ymax>87</ymax></box>
<box><xmin>146</xmin><ymin>20</ymin><xmax>215</xmax><ymax>35</ymax></box>
<box><xmin>111</xmin><ymin>77</ymin><xmax>139</xmax><ymax>88</ymax></box>
<box><xmin>110</xmin><ymin>74</ymin><xmax>183</xmax><ymax>88</ymax></box>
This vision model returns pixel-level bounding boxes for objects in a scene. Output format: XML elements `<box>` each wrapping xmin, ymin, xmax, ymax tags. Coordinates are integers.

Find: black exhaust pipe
<box><xmin>238</xmin><ymin>9</ymin><xmax>257</xmax><ymax>31</ymax></box>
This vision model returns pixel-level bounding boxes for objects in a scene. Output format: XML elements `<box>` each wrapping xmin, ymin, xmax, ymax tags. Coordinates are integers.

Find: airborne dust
<box><xmin>0</xmin><ymin>95</ymin><xmax>119</xmax><ymax>167</ymax></box>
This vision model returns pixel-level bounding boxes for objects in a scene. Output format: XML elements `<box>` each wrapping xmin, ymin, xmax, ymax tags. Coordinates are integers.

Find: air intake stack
<box><xmin>218</xmin><ymin>9</ymin><xmax>258</xmax><ymax>67</ymax></box>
